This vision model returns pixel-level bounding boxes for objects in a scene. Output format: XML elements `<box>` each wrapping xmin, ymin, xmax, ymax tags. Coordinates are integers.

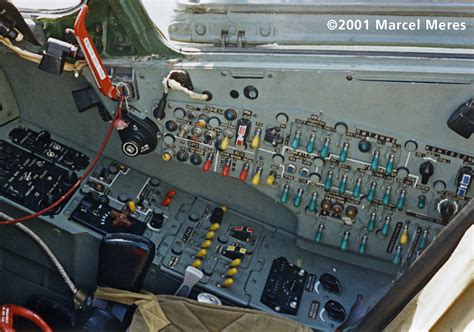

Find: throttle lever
<box><xmin>73</xmin><ymin>5</ymin><xmax>119</xmax><ymax>100</ymax></box>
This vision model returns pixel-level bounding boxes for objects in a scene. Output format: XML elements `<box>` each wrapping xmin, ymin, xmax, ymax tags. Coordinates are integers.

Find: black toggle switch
<box><xmin>319</xmin><ymin>273</ymin><xmax>341</xmax><ymax>294</ymax></box>
<box><xmin>324</xmin><ymin>300</ymin><xmax>346</xmax><ymax>322</ymax></box>
<box><xmin>210</xmin><ymin>207</ymin><xmax>225</xmax><ymax>225</ymax></box>
<box><xmin>419</xmin><ymin>161</ymin><xmax>434</xmax><ymax>185</ymax></box>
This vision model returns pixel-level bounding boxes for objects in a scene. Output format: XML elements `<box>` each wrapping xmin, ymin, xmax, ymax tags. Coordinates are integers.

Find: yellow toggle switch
<box><xmin>196</xmin><ymin>249</ymin><xmax>208</xmax><ymax>258</ymax></box>
<box><xmin>221</xmin><ymin>135</ymin><xmax>230</xmax><ymax>151</ymax></box>
<box><xmin>127</xmin><ymin>200</ymin><xmax>137</xmax><ymax>213</ymax></box>
<box><xmin>227</xmin><ymin>267</ymin><xmax>239</xmax><ymax>277</ymax></box>
<box><xmin>205</xmin><ymin>231</ymin><xmax>215</xmax><ymax>240</ymax></box>
<box><xmin>192</xmin><ymin>259</ymin><xmax>202</xmax><ymax>268</ymax></box>
<box><xmin>251</xmin><ymin>171</ymin><xmax>261</xmax><ymax>186</ymax></box>
<box><xmin>201</xmin><ymin>240</ymin><xmax>212</xmax><ymax>249</ymax></box>
<box><xmin>222</xmin><ymin>278</ymin><xmax>234</xmax><ymax>288</ymax></box>
<box><xmin>399</xmin><ymin>226</ymin><xmax>409</xmax><ymax>245</ymax></box>
<box><xmin>250</xmin><ymin>134</ymin><xmax>260</xmax><ymax>149</ymax></box>
<box><xmin>266</xmin><ymin>171</ymin><xmax>276</xmax><ymax>186</ymax></box>
<box><xmin>230</xmin><ymin>258</ymin><xmax>242</xmax><ymax>267</ymax></box>
<box><xmin>209</xmin><ymin>223</ymin><xmax>220</xmax><ymax>231</ymax></box>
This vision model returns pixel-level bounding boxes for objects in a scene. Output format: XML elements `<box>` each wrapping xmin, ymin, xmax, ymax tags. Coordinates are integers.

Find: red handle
<box><xmin>239</xmin><ymin>165</ymin><xmax>249</xmax><ymax>181</ymax></box>
<box><xmin>0</xmin><ymin>304</ymin><xmax>52</xmax><ymax>332</ymax></box>
<box><xmin>74</xmin><ymin>5</ymin><xmax>118</xmax><ymax>100</ymax></box>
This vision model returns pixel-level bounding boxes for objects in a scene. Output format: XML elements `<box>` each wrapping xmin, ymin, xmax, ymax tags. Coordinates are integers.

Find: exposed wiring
<box><xmin>0</xmin><ymin>36</ymin><xmax>87</xmax><ymax>73</ymax></box>
<box><xmin>0</xmin><ymin>211</ymin><xmax>78</xmax><ymax>295</ymax></box>
<box><xmin>163</xmin><ymin>70</ymin><xmax>209</xmax><ymax>101</ymax></box>
<box><xmin>0</xmin><ymin>95</ymin><xmax>125</xmax><ymax>225</ymax></box>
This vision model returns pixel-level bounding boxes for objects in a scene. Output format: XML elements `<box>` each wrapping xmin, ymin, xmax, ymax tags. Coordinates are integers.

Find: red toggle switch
<box><xmin>162</xmin><ymin>189</ymin><xmax>177</xmax><ymax>207</ymax></box>
<box><xmin>222</xmin><ymin>158</ymin><xmax>232</xmax><ymax>177</ymax></box>
<box><xmin>239</xmin><ymin>163</ymin><xmax>250</xmax><ymax>181</ymax></box>
<box><xmin>203</xmin><ymin>153</ymin><xmax>214</xmax><ymax>172</ymax></box>
<box><xmin>166</xmin><ymin>189</ymin><xmax>177</xmax><ymax>198</ymax></box>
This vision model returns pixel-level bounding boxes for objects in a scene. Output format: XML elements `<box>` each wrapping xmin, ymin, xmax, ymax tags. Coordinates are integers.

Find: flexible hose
<box><xmin>0</xmin><ymin>212</ymin><xmax>78</xmax><ymax>295</ymax></box>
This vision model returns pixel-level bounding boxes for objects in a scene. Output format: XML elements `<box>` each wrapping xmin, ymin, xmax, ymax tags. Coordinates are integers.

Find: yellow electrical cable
<box><xmin>0</xmin><ymin>36</ymin><xmax>88</xmax><ymax>73</ymax></box>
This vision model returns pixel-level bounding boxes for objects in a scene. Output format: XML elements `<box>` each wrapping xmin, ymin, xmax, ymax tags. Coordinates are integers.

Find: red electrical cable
<box><xmin>0</xmin><ymin>98</ymin><xmax>124</xmax><ymax>225</ymax></box>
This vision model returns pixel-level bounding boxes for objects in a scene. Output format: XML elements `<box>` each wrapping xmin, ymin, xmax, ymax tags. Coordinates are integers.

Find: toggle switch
<box><xmin>266</xmin><ymin>170</ymin><xmax>276</xmax><ymax>185</ymax></box>
<box><xmin>209</xmin><ymin>223</ymin><xmax>220</xmax><ymax>231</ymax></box>
<box><xmin>293</xmin><ymin>188</ymin><xmax>304</xmax><ymax>208</ymax></box>
<box><xmin>320</xmin><ymin>137</ymin><xmax>331</xmax><ymax>158</ymax></box>
<box><xmin>291</xmin><ymin>130</ymin><xmax>301</xmax><ymax>149</ymax></box>
<box><xmin>381</xmin><ymin>216</ymin><xmax>391</xmax><ymax>236</ymax></box>
<box><xmin>371</xmin><ymin>150</ymin><xmax>380</xmax><ymax>172</ymax></box>
<box><xmin>307</xmin><ymin>192</ymin><xmax>318</xmax><ymax>212</ymax></box>
<box><xmin>196</xmin><ymin>249</ymin><xmax>208</xmax><ymax>258</ymax></box>
<box><xmin>314</xmin><ymin>223</ymin><xmax>325</xmax><ymax>242</ymax></box>
<box><xmin>359</xmin><ymin>235</ymin><xmax>368</xmax><ymax>255</ymax></box>
<box><xmin>367</xmin><ymin>212</ymin><xmax>377</xmax><ymax>232</ymax></box>
<box><xmin>386</xmin><ymin>154</ymin><xmax>395</xmax><ymax>174</ymax></box>
<box><xmin>230</xmin><ymin>258</ymin><xmax>242</xmax><ymax>267</ymax></box>
<box><xmin>396</xmin><ymin>190</ymin><xmax>406</xmax><ymax>211</ymax></box>
<box><xmin>226</xmin><ymin>268</ymin><xmax>238</xmax><ymax>277</ymax></box>
<box><xmin>239</xmin><ymin>163</ymin><xmax>250</xmax><ymax>181</ymax></box>
<box><xmin>280</xmin><ymin>184</ymin><xmax>290</xmax><ymax>204</ymax></box>
<box><xmin>201</xmin><ymin>240</ymin><xmax>212</xmax><ymax>249</ymax></box>
<box><xmin>352</xmin><ymin>178</ymin><xmax>362</xmax><ymax>199</ymax></box>
<box><xmin>222</xmin><ymin>158</ymin><xmax>232</xmax><ymax>177</ymax></box>
<box><xmin>306</xmin><ymin>133</ymin><xmax>316</xmax><ymax>153</ymax></box>
<box><xmin>367</xmin><ymin>182</ymin><xmax>377</xmax><ymax>202</ymax></box>
<box><xmin>251</xmin><ymin>166</ymin><xmax>263</xmax><ymax>185</ymax></box>
<box><xmin>192</xmin><ymin>259</ymin><xmax>202</xmax><ymax>268</ymax></box>
<box><xmin>418</xmin><ymin>229</ymin><xmax>429</xmax><ymax>250</ymax></box>
<box><xmin>220</xmin><ymin>134</ymin><xmax>230</xmax><ymax>151</ymax></box>
<box><xmin>222</xmin><ymin>278</ymin><xmax>234</xmax><ymax>288</ymax></box>
<box><xmin>127</xmin><ymin>200</ymin><xmax>137</xmax><ymax>213</ymax></box>
<box><xmin>399</xmin><ymin>224</ymin><xmax>409</xmax><ymax>245</ymax></box>
<box><xmin>383</xmin><ymin>186</ymin><xmax>392</xmax><ymax>206</ymax></box>
<box><xmin>393</xmin><ymin>246</ymin><xmax>402</xmax><ymax>265</ymax></box>
<box><xmin>419</xmin><ymin>161</ymin><xmax>434</xmax><ymax>185</ymax></box>
<box><xmin>340</xmin><ymin>231</ymin><xmax>350</xmax><ymax>251</ymax></box>
<box><xmin>205</xmin><ymin>231</ymin><xmax>215</xmax><ymax>240</ymax></box>
<box><xmin>250</xmin><ymin>127</ymin><xmax>262</xmax><ymax>149</ymax></box>
<box><xmin>338</xmin><ymin>174</ymin><xmax>348</xmax><ymax>194</ymax></box>
<box><xmin>202</xmin><ymin>153</ymin><xmax>214</xmax><ymax>172</ymax></box>
<box><xmin>339</xmin><ymin>142</ymin><xmax>349</xmax><ymax>163</ymax></box>
<box><xmin>178</xmin><ymin>124</ymin><xmax>190</xmax><ymax>138</ymax></box>
<box><xmin>324</xmin><ymin>171</ymin><xmax>333</xmax><ymax>192</ymax></box>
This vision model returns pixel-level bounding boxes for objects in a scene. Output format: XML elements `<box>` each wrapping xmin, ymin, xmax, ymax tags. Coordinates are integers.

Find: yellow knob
<box><xmin>192</xmin><ymin>259</ymin><xmax>202</xmax><ymax>268</ymax></box>
<box><xmin>250</xmin><ymin>135</ymin><xmax>260</xmax><ymax>149</ymax></box>
<box><xmin>162</xmin><ymin>152</ymin><xmax>172</xmax><ymax>161</ymax></box>
<box><xmin>230</xmin><ymin>258</ymin><xmax>242</xmax><ymax>267</ymax></box>
<box><xmin>127</xmin><ymin>200</ymin><xmax>137</xmax><ymax>213</ymax></box>
<box><xmin>223</xmin><ymin>278</ymin><xmax>234</xmax><ymax>288</ymax></box>
<box><xmin>227</xmin><ymin>268</ymin><xmax>239</xmax><ymax>277</ymax></box>
<box><xmin>266</xmin><ymin>172</ymin><xmax>276</xmax><ymax>186</ymax></box>
<box><xmin>201</xmin><ymin>240</ymin><xmax>212</xmax><ymax>249</ymax></box>
<box><xmin>221</xmin><ymin>135</ymin><xmax>230</xmax><ymax>151</ymax></box>
<box><xmin>221</xmin><ymin>206</ymin><xmax>228</xmax><ymax>213</ymax></box>
<box><xmin>209</xmin><ymin>223</ymin><xmax>220</xmax><ymax>231</ymax></box>
<box><xmin>196</xmin><ymin>249</ymin><xmax>208</xmax><ymax>258</ymax></box>
<box><xmin>205</xmin><ymin>231</ymin><xmax>215</xmax><ymax>240</ymax></box>
<box><xmin>251</xmin><ymin>172</ymin><xmax>261</xmax><ymax>186</ymax></box>
<box><xmin>399</xmin><ymin>228</ymin><xmax>409</xmax><ymax>245</ymax></box>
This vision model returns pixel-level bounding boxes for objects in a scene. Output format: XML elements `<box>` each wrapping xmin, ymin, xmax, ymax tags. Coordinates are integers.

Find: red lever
<box><xmin>222</xmin><ymin>159</ymin><xmax>231</xmax><ymax>177</ymax></box>
<box><xmin>239</xmin><ymin>163</ymin><xmax>250</xmax><ymax>181</ymax></box>
<box><xmin>203</xmin><ymin>153</ymin><xmax>214</xmax><ymax>172</ymax></box>
<box><xmin>0</xmin><ymin>304</ymin><xmax>52</xmax><ymax>332</ymax></box>
<box><xmin>74</xmin><ymin>5</ymin><xmax>118</xmax><ymax>100</ymax></box>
